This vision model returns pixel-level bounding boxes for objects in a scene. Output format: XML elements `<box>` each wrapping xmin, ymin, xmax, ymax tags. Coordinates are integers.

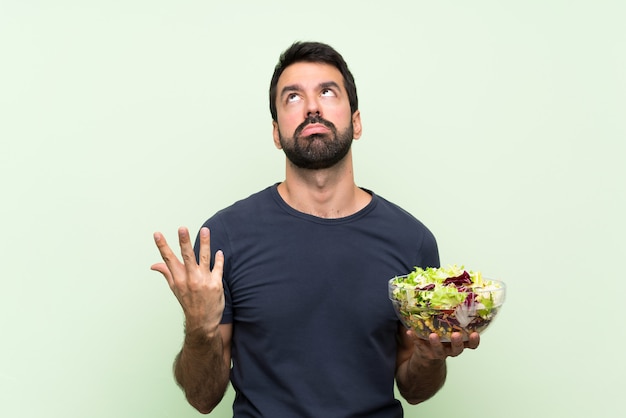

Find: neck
<box><xmin>277</xmin><ymin>151</ymin><xmax>371</xmax><ymax>218</ymax></box>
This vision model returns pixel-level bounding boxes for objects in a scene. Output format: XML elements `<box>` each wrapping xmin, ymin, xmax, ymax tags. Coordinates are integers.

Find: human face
<box><xmin>272</xmin><ymin>62</ymin><xmax>362</xmax><ymax>169</ymax></box>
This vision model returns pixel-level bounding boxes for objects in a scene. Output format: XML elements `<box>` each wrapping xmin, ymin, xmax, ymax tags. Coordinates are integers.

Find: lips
<box><xmin>299</xmin><ymin>123</ymin><xmax>330</xmax><ymax>137</ymax></box>
<box><xmin>293</xmin><ymin>115</ymin><xmax>337</xmax><ymax>139</ymax></box>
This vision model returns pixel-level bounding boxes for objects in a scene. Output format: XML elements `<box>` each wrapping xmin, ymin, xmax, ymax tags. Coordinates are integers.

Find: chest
<box><xmin>224</xmin><ymin>225</ymin><xmax>408</xmax><ymax>340</ymax></box>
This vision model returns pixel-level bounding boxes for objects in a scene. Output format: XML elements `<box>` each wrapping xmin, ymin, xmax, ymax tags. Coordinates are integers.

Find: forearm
<box><xmin>174</xmin><ymin>327</ymin><xmax>230</xmax><ymax>414</ymax></box>
<box><xmin>396</xmin><ymin>356</ymin><xmax>447</xmax><ymax>405</ymax></box>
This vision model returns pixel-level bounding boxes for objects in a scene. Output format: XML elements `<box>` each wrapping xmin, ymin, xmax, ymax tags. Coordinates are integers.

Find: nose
<box><xmin>305</xmin><ymin>97</ymin><xmax>321</xmax><ymax>118</ymax></box>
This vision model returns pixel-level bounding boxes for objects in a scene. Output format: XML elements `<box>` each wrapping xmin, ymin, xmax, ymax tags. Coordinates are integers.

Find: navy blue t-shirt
<box><xmin>195</xmin><ymin>184</ymin><xmax>439</xmax><ymax>418</ymax></box>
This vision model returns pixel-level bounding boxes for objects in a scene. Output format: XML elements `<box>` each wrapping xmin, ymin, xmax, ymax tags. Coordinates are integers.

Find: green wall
<box><xmin>1</xmin><ymin>1</ymin><xmax>624</xmax><ymax>417</ymax></box>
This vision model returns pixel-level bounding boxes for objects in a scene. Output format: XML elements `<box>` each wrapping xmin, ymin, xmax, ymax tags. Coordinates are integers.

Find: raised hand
<box><xmin>151</xmin><ymin>226</ymin><xmax>225</xmax><ymax>334</ymax></box>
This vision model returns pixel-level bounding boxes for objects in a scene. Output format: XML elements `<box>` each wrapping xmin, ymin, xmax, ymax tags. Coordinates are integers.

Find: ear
<box><xmin>352</xmin><ymin>110</ymin><xmax>362</xmax><ymax>140</ymax></box>
<box><xmin>272</xmin><ymin>120</ymin><xmax>282</xmax><ymax>149</ymax></box>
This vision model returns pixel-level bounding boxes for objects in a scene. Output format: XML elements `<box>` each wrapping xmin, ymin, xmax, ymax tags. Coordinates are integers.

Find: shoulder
<box><xmin>210</xmin><ymin>185</ymin><xmax>277</xmax><ymax>220</ymax></box>
<box><xmin>369</xmin><ymin>191</ymin><xmax>430</xmax><ymax>229</ymax></box>
<box><xmin>198</xmin><ymin>185</ymin><xmax>285</xmax><ymax>243</ymax></box>
<box><xmin>195</xmin><ymin>185</ymin><xmax>278</xmax><ymax>257</ymax></box>
<box><xmin>367</xmin><ymin>190</ymin><xmax>439</xmax><ymax>265</ymax></box>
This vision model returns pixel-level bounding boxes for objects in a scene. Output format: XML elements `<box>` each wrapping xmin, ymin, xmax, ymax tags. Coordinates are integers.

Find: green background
<box><xmin>1</xmin><ymin>1</ymin><xmax>624</xmax><ymax>417</ymax></box>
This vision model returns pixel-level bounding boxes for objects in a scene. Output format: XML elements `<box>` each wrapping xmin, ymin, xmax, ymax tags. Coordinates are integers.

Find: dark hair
<box><xmin>269</xmin><ymin>41</ymin><xmax>358</xmax><ymax>121</ymax></box>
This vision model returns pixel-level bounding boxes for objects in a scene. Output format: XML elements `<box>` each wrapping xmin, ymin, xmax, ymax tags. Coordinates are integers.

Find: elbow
<box><xmin>177</xmin><ymin>377</ymin><xmax>228</xmax><ymax>414</ymax></box>
<box><xmin>195</xmin><ymin>407</ymin><xmax>212</xmax><ymax>415</ymax></box>
<box><xmin>187</xmin><ymin>397</ymin><xmax>218</xmax><ymax>415</ymax></box>
<box><xmin>188</xmin><ymin>401</ymin><xmax>216</xmax><ymax>415</ymax></box>
<box><xmin>399</xmin><ymin>392</ymin><xmax>429</xmax><ymax>406</ymax></box>
<box><xmin>397</xmin><ymin>373</ymin><xmax>446</xmax><ymax>406</ymax></box>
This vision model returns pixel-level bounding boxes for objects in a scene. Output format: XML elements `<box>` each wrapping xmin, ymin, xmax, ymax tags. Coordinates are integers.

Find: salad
<box><xmin>388</xmin><ymin>265</ymin><xmax>505</xmax><ymax>341</ymax></box>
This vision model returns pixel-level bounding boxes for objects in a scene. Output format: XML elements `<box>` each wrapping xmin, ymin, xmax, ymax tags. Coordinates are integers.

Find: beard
<box><xmin>278</xmin><ymin>115</ymin><xmax>354</xmax><ymax>170</ymax></box>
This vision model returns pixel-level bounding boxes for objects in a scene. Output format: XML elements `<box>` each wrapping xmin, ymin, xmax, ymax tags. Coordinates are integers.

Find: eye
<box><xmin>286</xmin><ymin>93</ymin><xmax>301</xmax><ymax>103</ymax></box>
<box><xmin>321</xmin><ymin>88</ymin><xmax>336</xmax><ymax>97</ymax></box>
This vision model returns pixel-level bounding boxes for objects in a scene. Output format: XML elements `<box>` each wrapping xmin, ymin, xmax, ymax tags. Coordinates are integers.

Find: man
<box><xmin>152</xmin><ymin>41</ymin><xmax>479</xmax><ymax>417</ymax></box>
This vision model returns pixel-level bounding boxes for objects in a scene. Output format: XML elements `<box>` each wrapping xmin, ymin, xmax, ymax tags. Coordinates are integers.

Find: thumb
<box><xmin>151</xmin><ymin>262</ymin><xmax>173</xmax><ymax>285</ymax></box>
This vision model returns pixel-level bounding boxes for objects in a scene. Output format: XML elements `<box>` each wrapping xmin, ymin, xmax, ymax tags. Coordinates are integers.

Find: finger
<box><xmin>150</xmin><ymin>262</ymin><xmax>174</xmax><ymax>287</ymax></box>
<box><xmin>197</xmin><ymin>227</ymin><xmax>212</xmax><ymax>273</ymax></box>
<box><xmin>405</xmin><ymin>329</ymin><xmax>418</xmax><ymax>343</ymax></box>
<box><xmin>212</xmin><ymin>249</ymin><xmax>225</xmax><ymax>278</ymax></box>
<box><xmin>449</xmin><ymin>333</ymin><xmax>465</xmax><ymax>357</ymax></box>
<box><xmin>466</xmin><ymin>332</ymin><xmax>480</xmax><ymax>350</ymax></box>
<box><xmin>406</xmin><ymin>330</ymin><xmax>430</xmax><ymax>347</ymax></box>
<box><xmin>428</xmin><ymin>333</ymin><xmax>446</xmax><ymax>358</ymax></box>
<box><xmin>153</xmin><ymin>232</ymin><xmax>181</xmax><ymax>272</ymax></box>
<box><xmin>177</xmin><ymin>226</ymin><xmax>198</xmax><ymax>272</ymax></box>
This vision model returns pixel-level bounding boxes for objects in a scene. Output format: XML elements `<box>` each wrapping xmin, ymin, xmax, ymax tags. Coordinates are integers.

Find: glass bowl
<box><xmin>388</xmin><ymin>274</ymin><xmax>506</xmax><ymax>342</ymax></box>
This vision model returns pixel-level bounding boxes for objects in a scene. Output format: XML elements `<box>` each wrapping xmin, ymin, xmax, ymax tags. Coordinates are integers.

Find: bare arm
<box><xmin>395</xmin><ymin>325</ymin><xmax>479</xmax><ymax>404</ymax></box>
<box><xmin>152</xmin><ymin>226</ymin><xmax>230</xmax><ymax>414</ymax></box>
<box><xmin>174</xmin><ymin>324</ymin><xmax>232</xmax><ymax>413</ymax></box>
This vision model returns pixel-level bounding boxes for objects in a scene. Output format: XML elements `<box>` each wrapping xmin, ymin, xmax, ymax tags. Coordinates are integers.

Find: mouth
<box><xmin>299</xmin><ymin>123</ymin><xmax>331</xmax><ymax>137</ymax></box>
<box><xmin>294</xmin><ymin>116</ymin><xmax>336</xmax><ymax>139</ymax></box>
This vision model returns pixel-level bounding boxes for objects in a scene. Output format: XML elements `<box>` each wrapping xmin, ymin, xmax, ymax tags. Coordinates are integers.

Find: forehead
<box><xmin>277</xmin><ymin>62</ymin><xmax>345</xmax><ymax>90</ymax></box>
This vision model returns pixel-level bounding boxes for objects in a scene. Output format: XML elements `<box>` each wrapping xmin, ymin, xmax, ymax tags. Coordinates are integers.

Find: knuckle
<box><xmin>181</xmin><ymin>253</ymin><xmax>196</xmax><ymax>264</ymax></box>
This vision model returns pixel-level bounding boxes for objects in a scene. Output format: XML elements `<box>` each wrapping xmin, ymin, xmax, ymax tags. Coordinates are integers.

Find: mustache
<box><xmin>294</xmin><ymin>115</ymin><xmax>337</xmax><ymax>137</ymax></box>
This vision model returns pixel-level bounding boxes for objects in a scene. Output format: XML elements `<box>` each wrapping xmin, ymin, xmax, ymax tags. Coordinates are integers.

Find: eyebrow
<box><xmin>279</xmin><ymin>81</ymin><xmax>342</xmax><ymax>99</ymax></box>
